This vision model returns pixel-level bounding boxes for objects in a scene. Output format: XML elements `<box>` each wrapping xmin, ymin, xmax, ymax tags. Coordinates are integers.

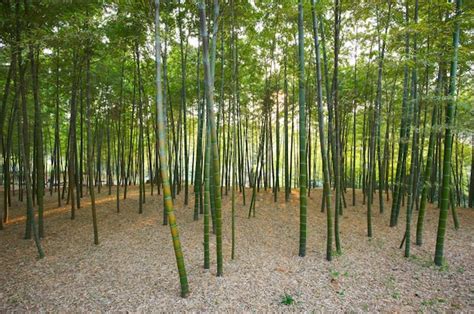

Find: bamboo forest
<box><xmin>0</xmin><ymin>0</ymin><xmax>473</xmax><ymax>311</ymax></box>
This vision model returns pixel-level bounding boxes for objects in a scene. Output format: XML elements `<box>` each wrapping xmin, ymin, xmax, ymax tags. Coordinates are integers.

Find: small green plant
<box><xmin>8</xmin><ymin>296</ymin><xmax>19</xmax><ymax>305</ymax></box>
<box><xmin>451</xmin><ymin>301</ymin><xmax>462</xmax><ymax>309</ymax></box>
<box><xmin>330</xmin><ymin>269</ymin><xmax>340</xmax><ymax>280</ymax></box>
<box><xmin>421</xmin><ymin>299</ymin><xmax>435</xmax><ymax>307</ymax></box>
<box><xmin>408</xmin><ymin>255</ymin><xmax>435</xmax><ymax>268</ymax></box>
<box><xmin>337</xmin><ymin>289</ymin><xmax>345</xmax><ymax>297</ymax></box>
<box><xmin>422</xmin><ymin>298</ymin><xmax>446</xmax><ymax>308</ymax></box>
<box><xmin>457</xmin><ymin>266</ymin><xmax>465</xmax><ymax>274</ymax></box>
<box><xmin>385</xmin><ymin>275</ymin><xmax>396</xmax><ymax>290</ymax></box>
<box><xmin>391</xmin><ymin>291</ymin><xmax>401</xmax><ymax>300</ymax></box>
<box><xmin>280</xmin><ymin>293</ymin><xmax>295</xmax><ymax>306</ymax></box>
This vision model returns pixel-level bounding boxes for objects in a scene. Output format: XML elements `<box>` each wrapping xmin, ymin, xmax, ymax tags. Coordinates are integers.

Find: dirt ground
<box><xmin>0</xmin><ymin>184</ymin><xmax>473</xmax><ymax>312</ymax></box>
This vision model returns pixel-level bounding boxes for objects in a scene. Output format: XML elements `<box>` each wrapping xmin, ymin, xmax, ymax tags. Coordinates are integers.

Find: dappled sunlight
<box><xmin>5</xmin><ymin>187</ymin><xmax>145</xmax><ymax>226</ymax></box>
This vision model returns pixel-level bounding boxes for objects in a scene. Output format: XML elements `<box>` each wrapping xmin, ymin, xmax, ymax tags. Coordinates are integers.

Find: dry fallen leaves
<box><xmin>0</xmin><ymin>185</ymin><xmax>473</xmax><ymax>311</ymax></box>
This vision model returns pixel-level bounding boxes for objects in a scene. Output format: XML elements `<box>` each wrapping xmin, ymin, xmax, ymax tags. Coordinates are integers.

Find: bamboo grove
<box><xmin>0</xmin><ymin>0</ymin><xmax>473</xmax><ymax>297</ymax></box>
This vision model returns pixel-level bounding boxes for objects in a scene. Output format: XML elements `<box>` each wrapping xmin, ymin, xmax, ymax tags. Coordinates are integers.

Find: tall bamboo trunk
<box><xmin>434</xmin><ymin>0</ymin><xmax>462</xmax><ymax>266</ymax></box>
<box><xmin>85</xmin><ymin>46</ymin><xmax>99</xmax><ymax>245</ymax></box>
<box><xmin>311</xmin><ymin>0</ymin><xmax>333</xmax><ymax>261</ymax></box>
<box><xmin>297</xmin><ymin>0</ymin><xmax>308</xmax><ymax>257</ymax></box>
<box><xmin>154</xmin><ymin>0</ymin><xmax>189</xmax><ymax>297</ymax></box>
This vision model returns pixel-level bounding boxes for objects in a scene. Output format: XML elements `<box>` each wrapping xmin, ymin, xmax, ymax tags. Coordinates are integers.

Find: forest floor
<box><xmin>0</xmin><ymin>184</ymin><xmax>473</xmax><ymax>312</ymax></box>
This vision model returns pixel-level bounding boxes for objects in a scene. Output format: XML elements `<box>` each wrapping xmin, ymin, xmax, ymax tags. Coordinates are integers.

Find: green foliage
<box><xmin>280</xmin><ymin>293</ymin><xmax>295</xmax><ymax>306</ymax></box>
<box><xmin>408</xmin><ymin>254</ymin><xmax>433</xmax><ymax>268</ymax></box>
<box><xmin>407</xmin><ymin>255</ymin><xmax>450</xmax><ymax>272</ymax></box>
<box><xmin>391</xmin><ymin>291</ymin><xmax>400</xmax><ymax>300</ymax></box>
<box><xmin>438</xmin><ymin>259</ymin><xmax>450</xmax><ymax>272</ymax></box>
<box><xmin>421</xmin><ymin>297</ymin><xmax>447</xmax><ymax>308</ymax></box>
<box><xmin>385</xmin><ymin>275</ymin><xmax>401</xmax><ymax>301</ymax></box>
<box><xmin>329</xmin><ymin>268</ymin><xmax>348</xmax><ymax>280</ymax></box>
<box><xmin>0</xmin><ymin>0</ymin><xmax>472</xmax><ymax>170</ymax></box>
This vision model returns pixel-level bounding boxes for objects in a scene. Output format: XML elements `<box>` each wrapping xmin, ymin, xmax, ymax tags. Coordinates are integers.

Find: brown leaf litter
<box><xmin>0</xmin><ymin>185</ymin><xmax>473</xmax><ymax>311</ymax></box>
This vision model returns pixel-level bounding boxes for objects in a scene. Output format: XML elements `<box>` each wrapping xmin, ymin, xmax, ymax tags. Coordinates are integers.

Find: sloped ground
<box><xmin>0</xmin><ymin>185</ymin><xmax>473</xmax><ymax>312</ymax></box>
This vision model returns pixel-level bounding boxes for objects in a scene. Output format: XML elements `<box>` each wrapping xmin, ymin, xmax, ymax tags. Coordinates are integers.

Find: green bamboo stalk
<box><xmin>16</xmin><ymin>0</ymin><xmax>44</xmax><ymax>257</ymax></box>
<box><xmin>297</xmin><ymin>0</ymin><xmax>307</xmax><ymax>257</ymax></box>
<box><xmin>85</xmin><ymin>47</ymin><xmax>99</xmax><ymax>245</ymax></box>
<box><xmin>405</xmin><ymin>0</ymin><xmax>420</xmax><ymax>258</ymax></box>
<box><xmin>116</xmin><ymin>58</ymin><xmax>124</xmax><ymax>213</ymax></box>
<box><xmin>434</xmin><ymin>0</ymin><xmax>462</xmax><ymax>266</ymax></box>
<box><xmin>231</xmin><ymin>0</ymin><xmax>237</xmax><ymax>260</ymax></box>
<box><xmin>135</xmin><ymin>41</ymin><xmax>145</xmax><ymax>214</ymax></box>
<box><xmin>284</xmin><ymin>57</ymin><xmax>290</xmax><ymax>202</ymax></box>
<box><xmin>390</xmin><ymin>0</ymin><xmax>411</xmax><ymax>227</ymax></box>
<box><xmin>416</xmin><ymin>100</ymin><xmax>438</xmax><ymax>246</ymax></box>
<box><xmin>450</xmin><ymin>184</ymin><xmax>460</xmax><ymax>230</ymax></box>
<box><xmin>416</xmin><ymin>68</ymin><xmax>442</xmax><ymax>246</ymax></box>
<box><xmin>311</xmin><ymin>0</ymin><xmax>333</xmax><ymax>261</ymax></box>
<box><xmin>177</xmin><ymin>0</ymin><xmax>189</xmax><ymax>206</ymax></box>
<box><xmin>332</xmin><ymin>0</ymin><xmax>342</xmax><ymax>254</ymax></box>
<box><xmin>204</xmin><ymin>123</ymin><xmax>210</xmax><ymax>269</ymax></box>
<box><xmin>198</xmin><ymin>0</ymin><xmax>223</xmax><ymax>277</ymax></box>
<box><xmin>154</xmin><ymin>0</ymin><xmax>189</xmax><ymax>297</ymax></box>
<box><xmin>194</xmin><ymin>88</ymin><xmax>204</xmax><ymax>221</ymax></box>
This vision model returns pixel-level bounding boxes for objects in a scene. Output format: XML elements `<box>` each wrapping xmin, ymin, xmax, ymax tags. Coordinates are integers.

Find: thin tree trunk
<box><xmin>199</xmin><ymin>0</ymin><xmax>223</xmax><ymax>276</ymax></box>
<box><xmin>297</xmin><ymin>0</ymin><xmax>308</xmax><ymax>257</ymax></box>
<box><xmin>154</xmin><ymin>0</ymin><xmax>189</xmax><ymax>297</ymax></box>
<box><xmin>85</xmin><ymin>45</ymin><xmax>99</xmax><ymax>245</ymax></box>
<box><xmin>16</xmin><ymin>0</ymin><xmax>44</xmax><ymax>257</ymax></box>
<box><xmin>434</xmin><ymin>0</ymin><xmax>462</xmax><ymax>266</ymax></box>
<box><xmin>311</xmin><ymin>0</ymin><xmax>333</xmax><ymax>261</ymax></box>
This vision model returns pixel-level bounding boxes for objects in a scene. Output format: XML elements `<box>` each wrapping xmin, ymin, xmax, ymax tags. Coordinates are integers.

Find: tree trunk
<box><xmin>154</xmin><ymin>0</ymin><xmax>189</xmax><ymax>297</ymax></box>
<box><xmin>434</xmin><ymin>0</ymin><xmax>462</xmax><ymax>266</ymax></box>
